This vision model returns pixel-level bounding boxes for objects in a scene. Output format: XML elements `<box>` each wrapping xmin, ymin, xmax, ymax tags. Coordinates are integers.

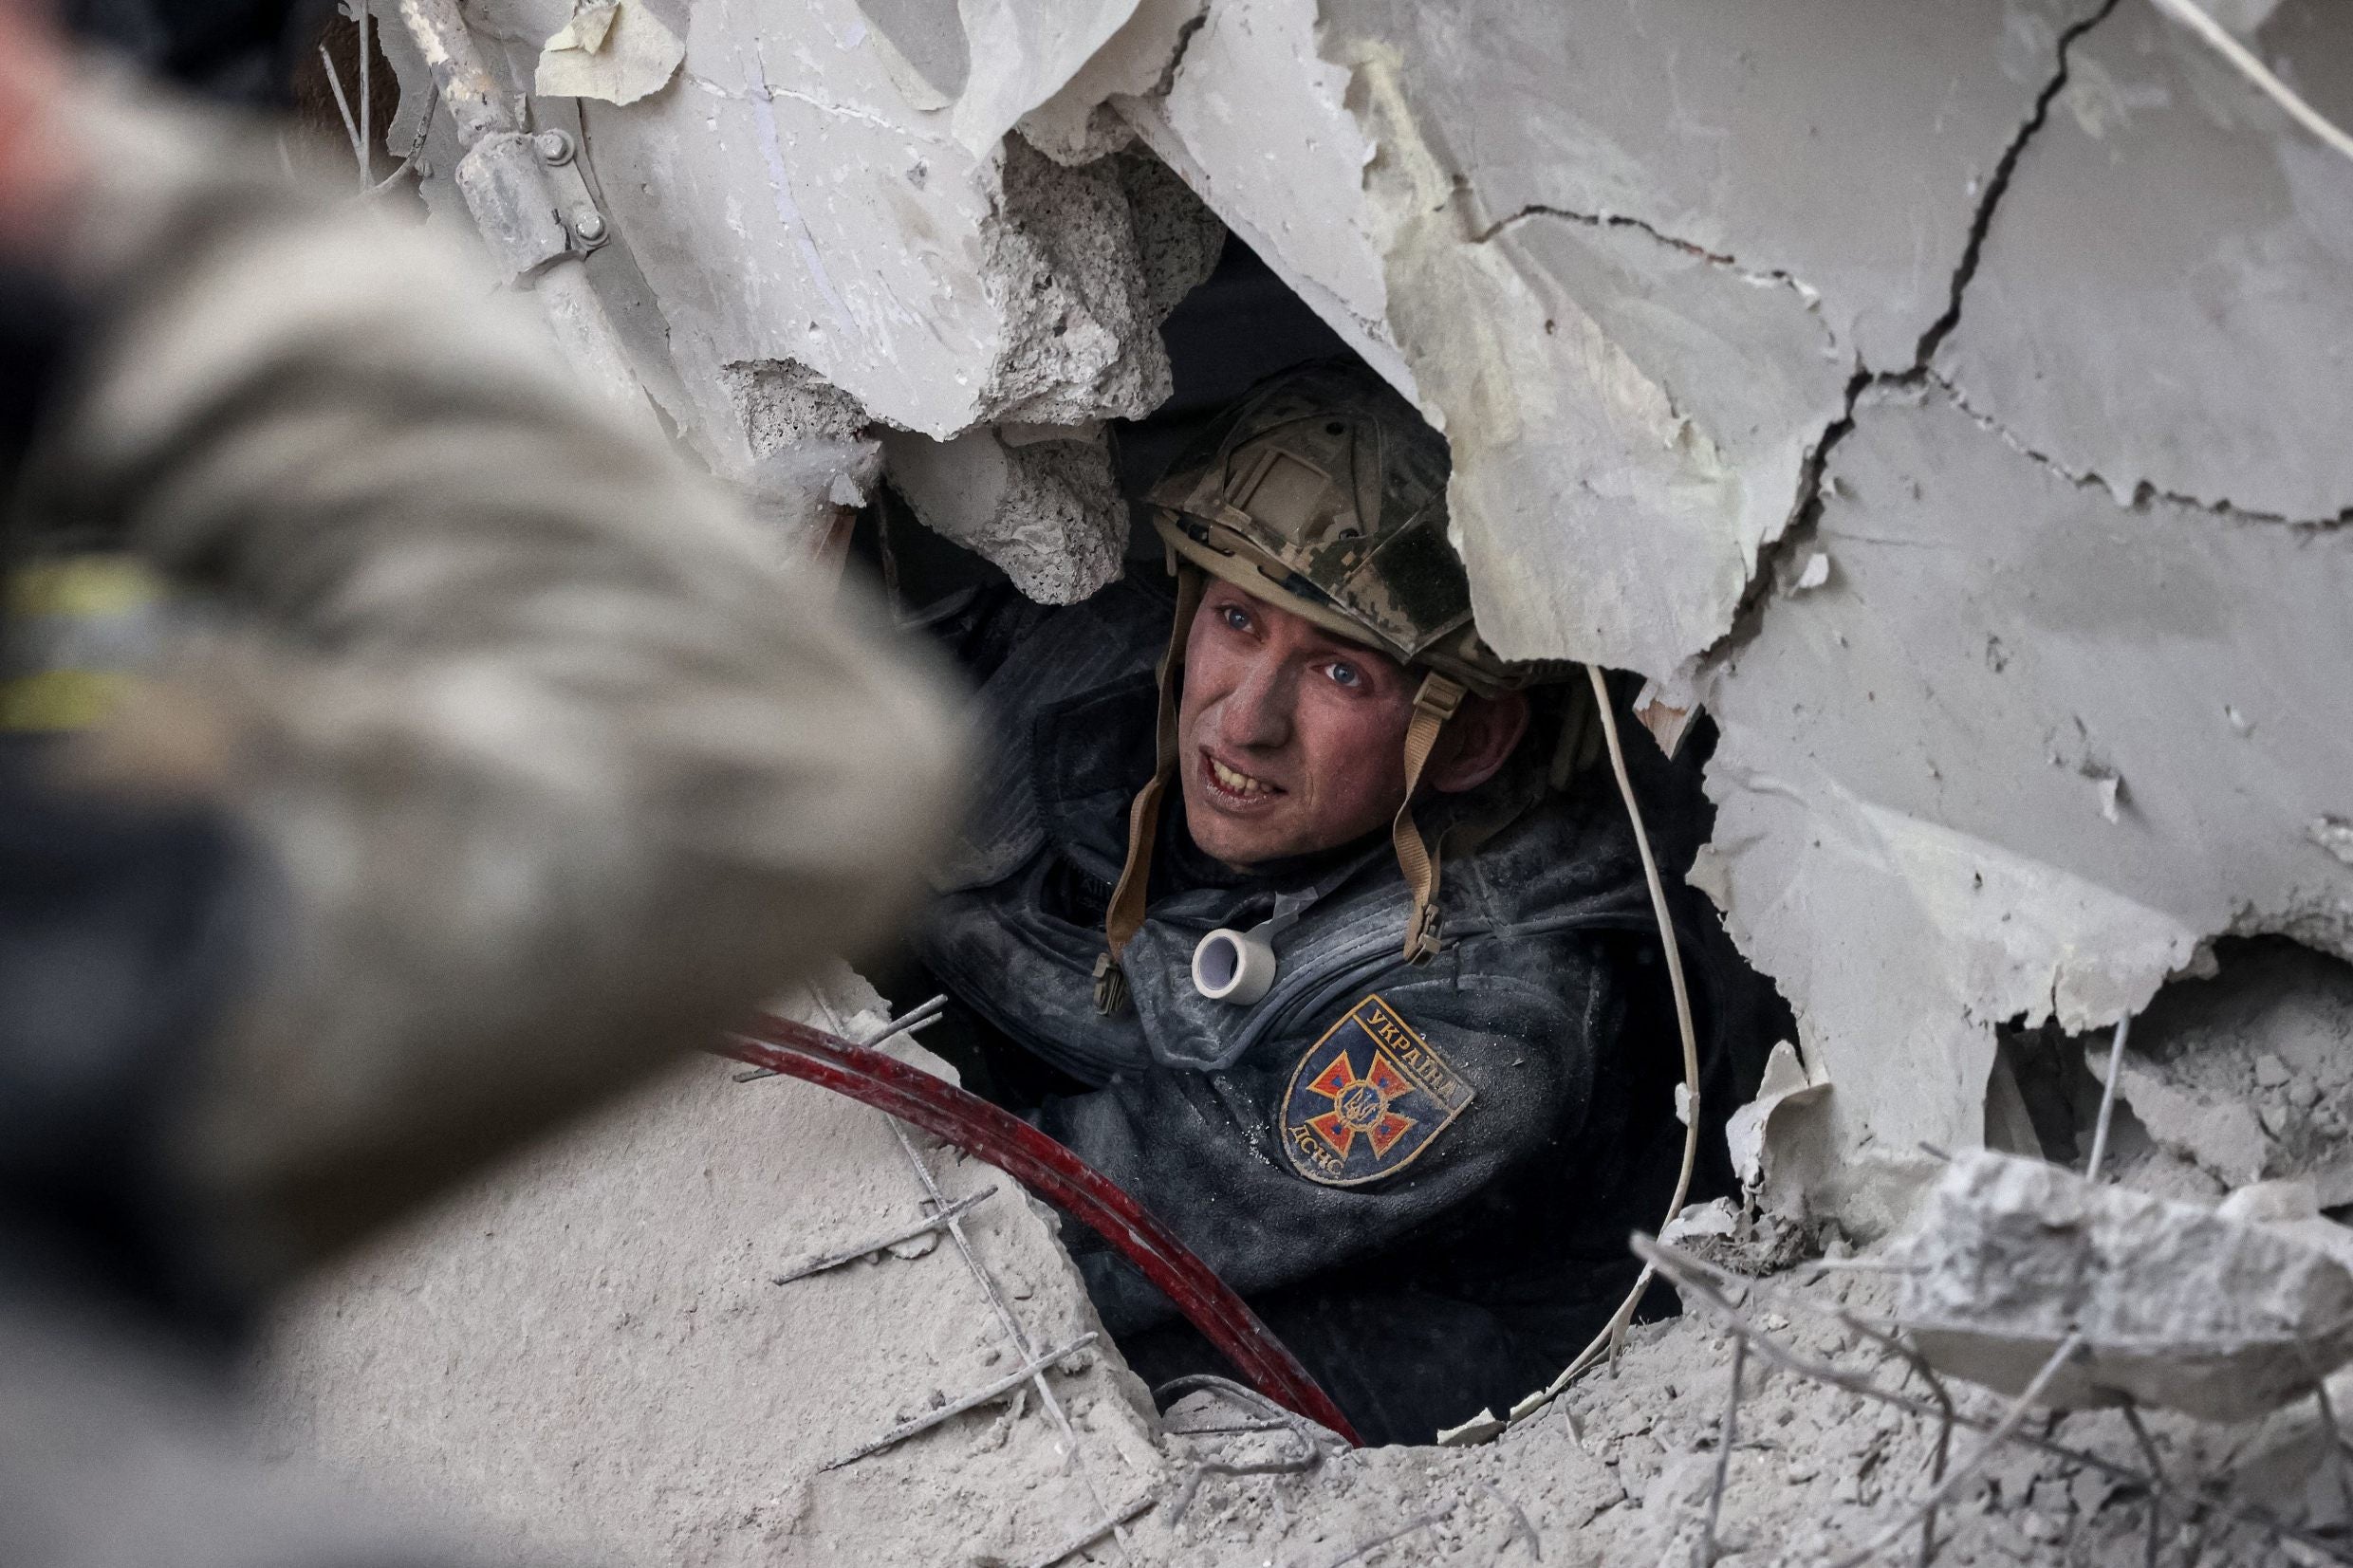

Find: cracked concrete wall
<box><xmin>993</xmin><ymin>0</ymin><xmax>2353</xmax><ymax>1230</ymax></box>
<box><xmin>1687</xmin><ymin>4</ymin><xmax>2353</xmax><ymax>1226</ymax></box>
<box><xmin>1071</xmin><ymin>0</ymin><xmax>2114</xmax><ymax>672</ymax></box>
<box><xmin>1937</xmin><ymin>1</ymin><xmax>2353</xmax><ymax>521</ymax></box>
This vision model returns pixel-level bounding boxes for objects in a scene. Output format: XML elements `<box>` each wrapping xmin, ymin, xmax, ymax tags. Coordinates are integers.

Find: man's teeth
<box><xmin>1210</xmin><ymin>757</ymin><xmax>1271</xmax><ymax>797</ymax></box>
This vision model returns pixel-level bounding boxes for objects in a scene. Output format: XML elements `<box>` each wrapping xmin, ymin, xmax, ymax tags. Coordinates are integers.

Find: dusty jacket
<box><xmin>917</xmin><ymin>577</ymin><xmax>1746</xmax><ymax>1443</ymax></box>
<box><xmin>0</xmin><ymin>72</ymin><xmax>963</xmax><ymax>1566</ymax></box>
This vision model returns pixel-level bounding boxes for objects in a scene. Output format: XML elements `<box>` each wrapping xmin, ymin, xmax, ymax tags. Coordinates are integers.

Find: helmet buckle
<box><xmin>1403</xmin><ymin>904</ymin><xmax>1444</xmax><ymax>966</ymax></box>
<box><xmin>1092</xmin><ymin>950</ymin><xmax>1131</xmax><ymax>1016</ymax></box>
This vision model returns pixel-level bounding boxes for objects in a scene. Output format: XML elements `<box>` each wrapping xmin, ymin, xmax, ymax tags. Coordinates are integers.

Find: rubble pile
<box><xmin>262</xmin><ymin>0</ymin><xmax>2353</xmax><ymax>1561</ymax></box>
<box><xmin>262</xmin><ymin>973</ymin><xmax>2353</xmax><ymax>1567</ymax></box>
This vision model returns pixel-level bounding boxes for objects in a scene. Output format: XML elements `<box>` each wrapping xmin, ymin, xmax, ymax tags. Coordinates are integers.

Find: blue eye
<box><xmin>1328</xmin><ymin>662</ymin><xmax>1362</xmax><ymax>689</ymax></box>
<box><xmin>1220</xmin><ymin>605</ymin><xmax>1251</xmax><ymax>632</ymax></box>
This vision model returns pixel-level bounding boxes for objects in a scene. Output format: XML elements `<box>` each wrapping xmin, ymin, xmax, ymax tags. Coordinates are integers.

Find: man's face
<box><xmin>1176</xmin><ymin>579</ymin><xmax>1419</xmax><ymax>867</ymax></box>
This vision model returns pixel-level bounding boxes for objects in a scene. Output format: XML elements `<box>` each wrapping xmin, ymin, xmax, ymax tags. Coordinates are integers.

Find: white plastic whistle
<box><xmin>1192</xmin><ymin>922</ymin><xmax>1277</xmax><ymax>1005</ymax></box>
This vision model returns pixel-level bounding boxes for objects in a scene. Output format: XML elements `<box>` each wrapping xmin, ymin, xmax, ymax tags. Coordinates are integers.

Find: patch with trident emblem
<box><xmin>1279</xmin><ymin>994</ymin><xmax>1474</xmax><ymax>1187</ymax></box>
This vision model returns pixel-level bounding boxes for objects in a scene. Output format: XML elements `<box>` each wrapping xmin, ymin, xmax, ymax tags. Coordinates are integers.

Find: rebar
<box><xmin>2147</xmin><ymin>0</ymin><xmax>2353</xmax><ymax>165</ymax></box>
<box><xmin>735</xmin><ymin>993</ymin><xmax>946</xmax><ymax>1081</ymax></box>
<box><xmin>2085</xmin><ymin>1014</ymin><xmax>2134</xmax><ymax>1182</ymax></box>
<box><xmin>769</xmin><ymin>1185</ymin><xmax>996</xmax><ymax>1284</ymax></box>
<box><xmin>1697</xmin><ymin>1336</ymin><xmax>1745</xmax><ymax>1567</ymax></box>
<box><xmin>824</xmin><ymin>1334</ymin><xmax>1095</xmax><ymax>1469</ymax></box>
<box><xmin>1824</xmin><ymin>1331</ymin><xmax>2084</xmax><ymax>1568</ymax></box>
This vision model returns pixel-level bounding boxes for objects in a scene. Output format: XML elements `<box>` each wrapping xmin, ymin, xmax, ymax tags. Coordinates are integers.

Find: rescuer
<box><xmin>910</xmin><ymin>360</ymin><xmax>1771</xmax><ymax>1445</ymax></box>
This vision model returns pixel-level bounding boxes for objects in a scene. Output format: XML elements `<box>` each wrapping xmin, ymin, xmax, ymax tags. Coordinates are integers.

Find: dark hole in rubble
<box><xmin>1995</xmin><ymin>936</ymin><xmax>2353</xmax><ymax>1208</ymax></box>
<box><xmin>857</xmin><ymin>229</ymin><xmax>1790</xmax><ymax>1448</ymax></box>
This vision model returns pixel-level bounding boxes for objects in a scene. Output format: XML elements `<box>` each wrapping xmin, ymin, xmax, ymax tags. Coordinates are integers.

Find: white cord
<box><xmin>1491</xmin><ymin>666</ymin><xmax>1704</xmax><ymax>1431</ymax></box>
<box><xmin>2147</xmin><ymin>0</ymin><xmax>2353</xmax><ymax>167</ymax></box>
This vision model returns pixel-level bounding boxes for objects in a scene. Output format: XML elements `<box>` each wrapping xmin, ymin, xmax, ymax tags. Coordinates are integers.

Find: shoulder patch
<box><xmin>1278</xmin><ymin>994</ymin><xmax>1475</xmax><ymax>1187</ymax></box>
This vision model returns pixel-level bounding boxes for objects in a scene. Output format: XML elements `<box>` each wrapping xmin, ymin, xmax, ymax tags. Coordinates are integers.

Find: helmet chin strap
<box><xmin>1392</xmin><ymin>671</ymin><xmax>1466</xmax><ymax>964</ymax></box>
<box><xmin>1096</xmin><ymin>565</ymin><xmax>1205</xmax><ymax>1015</ymax></box>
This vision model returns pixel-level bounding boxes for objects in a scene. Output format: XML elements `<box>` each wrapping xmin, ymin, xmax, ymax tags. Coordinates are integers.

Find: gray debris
<box><xmin>881</xmin><ymin>424</ymin><xmax>1129</xmax><ymax>604</ymax></box>
<box><xmin>1896</xmin><ymin>1151</ymin><xmax>2353</xmax><ymax>1422</ymax></box>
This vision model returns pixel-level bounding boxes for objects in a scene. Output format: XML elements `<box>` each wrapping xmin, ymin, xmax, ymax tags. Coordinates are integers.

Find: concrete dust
<box><xmin>2107</xmin><ymin>941</ymin><xmax>2353</xmax><ymax>1207</ymax></box>
<box><xmin>256</xmin><ymin>979</ymin><xmax>1164</xmax><ymax>1568</ymax></box>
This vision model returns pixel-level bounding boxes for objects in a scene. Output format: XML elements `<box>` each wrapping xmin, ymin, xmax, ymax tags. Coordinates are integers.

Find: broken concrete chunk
<box><xmin>1896</xmin><ymin>1151</ymin><xmax>2353</xmax><ymax>1422</ymax></box>
<box><xmin>533</xmin><ymin>0</ymin><xmax>683</xmax><ymax>105</ymax></box>
<box><xmin>729</xmin><ymin>359</ymin><xmax>871</xmax><ymax>448</ymax></box>
<box><xmin>883</xmin><ymin>425</ymin><xmax>1127</xmax><ymax>604</ymax></box>
<box><xmin>979</xmin><ymin>138</ymin><xmax>1191</xmax><ymax>427</ymax></box>
<box><xmin>1724</xmin><ymin>1040</ymin><xmax>1829</xmax><ymax>1205</ymax></box>
<box><xmin>1110</xmin><ymin>151</ymin><xmax>1226</xmax><ymax>322</ymax></box>
<box><xmin>722</xmin><ymin>360</ymin><xmax>882</xmax><ymax>548</ymax></box>
<box><xmin>2096</xmin><ymin>943</ymin><xmax>2353</xmax><ymax>1203</ymax></box>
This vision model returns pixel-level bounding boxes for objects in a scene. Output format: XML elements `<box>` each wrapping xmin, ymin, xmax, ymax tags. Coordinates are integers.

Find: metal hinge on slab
<box><xmin>451</xmin><ymin>125</ymin><xmax>610</xmax><ymax>284</ymax></box>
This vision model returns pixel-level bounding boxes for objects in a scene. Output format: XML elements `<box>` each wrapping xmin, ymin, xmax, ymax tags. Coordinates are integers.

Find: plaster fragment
<box><xmin>1631</xmin><ymin>678</ymin><xmax>1696</xmax><ymax>760</ymax></box>
<box><xmin>2311</xmin><ymin>818</ymin><xmax>2353</xmax><ymax>868</ymax></box>
<box><xmin>533</xmin><ymin>0</ymin><xmax>683</xmax><ymax>106</ymax></box>
<box><xmin>953</xmin><ymin>0</ymin><xmax>1146</xmax><ymax>155</ymax></box>
<box><xmin>1723</xmin><ymin>1040</ymin><xmax>1830</xmax><ymax>1210</ymax></box>
<box><xmin>1017</xmin><ymin>0</ymin><xmax>1203</xmax><ymax>164</ymax></box>
<box><xmin>2093</xmin><ymin>772</ymin><xmax>2121</xmax><ymax>824</ymax></box>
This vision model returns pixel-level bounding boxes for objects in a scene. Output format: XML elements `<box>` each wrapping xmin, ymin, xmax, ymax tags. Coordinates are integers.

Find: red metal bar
<box><xmin>716</xmin><ymin>1013</ymin><xmax>1362</xmax><ymax>1447</ymax></box>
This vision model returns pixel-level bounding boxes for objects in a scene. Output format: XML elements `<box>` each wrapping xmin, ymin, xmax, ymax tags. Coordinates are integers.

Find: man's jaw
<box><xmin>1196</xmin><ymin>747</ymin><xmax>1287</xmax><ymax>816</ymax></box>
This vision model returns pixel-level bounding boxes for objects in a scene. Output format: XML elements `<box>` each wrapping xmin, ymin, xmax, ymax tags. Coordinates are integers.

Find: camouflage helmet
<box><xmin>1145</xmin><ymin>360</ymin><xmax>1524</xmax><ymax>696</ymax></box>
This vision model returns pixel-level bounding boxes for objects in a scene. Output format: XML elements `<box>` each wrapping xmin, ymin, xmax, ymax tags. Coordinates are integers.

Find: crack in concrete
<box><xmin>682</xmin><ymin>71</ymin><xmax>942</xmax><ymax>138</ymax></box>
<box><xmin>1147</xmin><ymin>9</ymin><xmax>1213</xmax><ymax>101</ymax></box>
<box><xmin>1702</xmin><ymin>0</ymin><xmax>2134</xmax><ymax>669</ymax></box>
<box><xmin>1911</xmin><ymin>0</ymin><xmax>2125</xmax><ymax>370</ymax></box>
<box><xmin>1472</xmin><ymin>202</ymin><xmax>1824</xmax><ymax>311</ymax></box>
<box><xmin>1927</xmin><ymin>371</ymin><xmax>2353</xmax><ymax>529</ymax></box>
